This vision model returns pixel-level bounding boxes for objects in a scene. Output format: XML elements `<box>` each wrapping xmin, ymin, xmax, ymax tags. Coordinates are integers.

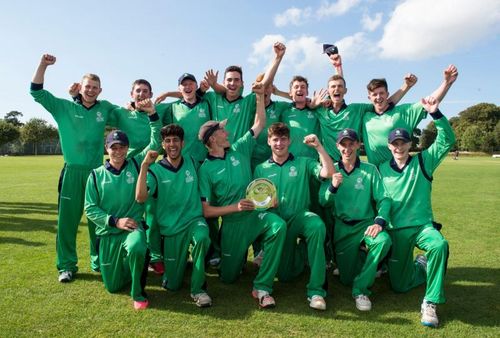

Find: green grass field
<box><xmin>1</xmin><ymin>155</ymin><xmax>499</xmax><ymax>337</ymax></box>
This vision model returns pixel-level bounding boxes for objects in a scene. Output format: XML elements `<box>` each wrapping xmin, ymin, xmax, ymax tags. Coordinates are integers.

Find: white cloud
<box><xmin>248</xmin><ymin>34</ymin><xmax>285</xmax><ymax>65</ymax></box>
<box><xmin>274</xmin><ymin>7</ymin><xmax>312</xmax><ymax>27</ymax></box>
<box><xmin>316</xmin><ymin>0</ymin><xmax>361</xmax><ymax>19</ymax></box>
<box><xmin>335</xmin><ymin>32</ymin><xmax>376</xmax><ymax>58</ymax></box>
<box><xmin>361</xmin><ymin>12</ymin><xmax>382</xmax><ymax>31</ymax></box>
<box><xmin>378</xmin><ymin>0</ymin><xmax>500</xmax><ymax>60</ymax></box>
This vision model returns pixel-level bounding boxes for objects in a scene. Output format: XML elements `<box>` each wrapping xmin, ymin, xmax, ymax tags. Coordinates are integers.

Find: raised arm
<box><xmin>430</xmin><ymin>64</ymin><xmax>459</xmax><ymax>102</ymax></box>
<box><xmin>32</xmin><ymin>54</ymin><xmax>56</xmax><ymax>84</ymax></box>
<box><xmin>304</xmin><ymin>134</ymin><xmax>335</xmax><ymax>178</ymax></box>
<box><xmin>329</xmin><ymin>54</ymin><xmax>343</xmax><ymax>77</ymax></box>
<box><xmin>272</xmin><ymin>85</ymin><xmax>292</xmax><ymax>100</ymax></box>
<box><xmin>261</xmin><ymin>42</ymin><xmax>286</xmax><ymax>87</ymax></box>
<box><xmin>250</xmin><ymin>83</ymin><xmax>267</xmax><ymax>137</ymax></box>
<box><xmin>204</xmin><ymin>69</ymin><xmax>226</xmax><ymax>94</ymax></box>
<box><xmin>154</xmin><ymin>91</ymin><xmax>182</xmax><ymax>104</ymax></box>
<box><xmin>135</xmin><ymin>150</ymin><xmax>159</xmax><ymax>203</ymax></box>
<box><xmin>388</xmin><ymin>73</ymin><xmax>418</xmax><ymax>105</ymax></box>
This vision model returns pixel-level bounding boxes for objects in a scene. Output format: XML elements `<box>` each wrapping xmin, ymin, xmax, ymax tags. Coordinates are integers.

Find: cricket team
<box><xmin>31</xmin><ymin>41</ymin><xmax>458</xmax><ymax>327</ymax></box>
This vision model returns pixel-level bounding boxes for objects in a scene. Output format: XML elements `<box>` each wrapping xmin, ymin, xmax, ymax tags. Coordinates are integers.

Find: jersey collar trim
<box><xmin>181</xmin><ymin>97</ymin><xmax>201</xmax><ymax>109</ymax></box>
<box><xmin>105</xmin><ymin>159</ymin><xmax>128</xmax><ymax>175</ymax></box>
<box><xmin>338</xmin><ymin>157</ymin><xmax>360</xmax><ymax>175</ymax></box>
<box><xmin>268</xmin><ymin>153</ymin><xmax>295</xmax><ymax>166</ymax></box>
<box><xmin>390</xmin><ymin>155</ymin><xmax>413</xmax><ymax>173</ymax></box>
<box><xmin>159</xmin><ymin>157</ymin><xmax>184</xmax><ymax>173</ymax></box>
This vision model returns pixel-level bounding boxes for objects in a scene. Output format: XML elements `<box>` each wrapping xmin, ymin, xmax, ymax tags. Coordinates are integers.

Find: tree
<box><xmin>419</xmin><ymin>121</ymin><xmax>437</xmax><ymax>150</ymax></box>
<box><xmin>4</xmin><ymin>111</ymin><xmax>24</xmax><ymax>127</ymax></box>
<box><xmin>460</xmin><ymin>125</ymin><xmax>484</xmax><ymax>151</ymax></box>
<box><xmin>21</xmin><ymin>118</ymin><xmax>58</xmax><ymax>155</ymax></box>
<box><xmin>410</xmin><ymin>128</ymin><xmax>421</xmax><ymax>151</ymax></box>
<box><xmin>0</xmin><ymin>120</ymin><xmax>20</xmax><ymax>147</ymax></box>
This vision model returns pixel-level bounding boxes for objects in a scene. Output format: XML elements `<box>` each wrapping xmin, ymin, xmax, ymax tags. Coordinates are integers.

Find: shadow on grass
<box><xmin>0</xmin><ymin>236</ymin><xmax>45</xmax><ymax>247</ymax></box>
<box><xmin>0</xmin><ymin>201</ymin><xmax>58</xmax><ymax>234</ymax></box>
<box><xmin>0</xmin><ymin>215</ymin><xmax>57</xmax><ymax>234</ymax></box>
<box><xmin>0</xmin><ymin>201</ymin><xmax>58</xmax><ymax>216</ymax></box>
<box><xmin>123</xmin><ymin>264</ymin><xmax>500</xmax><ymax>326</ymax></box>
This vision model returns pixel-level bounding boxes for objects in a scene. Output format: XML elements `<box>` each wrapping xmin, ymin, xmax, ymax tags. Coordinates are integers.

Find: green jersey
<box><xmin>30</xmin><ymin>85</ymin><xmax>118</xmax><ymax>168</ymax></box>
<box><xmin>362</xmin><ymin>102</ymin><xmax>426</xmax><ymax>165</ymax></box>
<box><xmin>378</xmin><ymin>113</ymin><xmax>455</xmax><ymax>229</ymax></box>
<box><xmin>252</xmin><ymin>100</ymin><xmax>289</xmax><ymax>166</ymax></box>
<box><xmin>84</xmin><ymin>116</ymin><xmax>161</xmax><ymax>236</ymax></box>
<box><xmin>282</xmin><ymin>104</ymin><xmax>321</xmax><ymax>159</ymax></box>
<box><xmin>315</xmin><ymin>103</ymin><xmax>372</xmax><ymax>161</ymax></box>
<box><xmin>146</xmin><ymin>156</ymin><xmax>204</xmax><ymax>236</ymax></box>
<box><xmin>320</xmin><ymin>158</ymin><xmax>390</xmax><ymax>226</ymax></box>
<box><xmin>198</xmin><ymin>131</ymin><xmax>255</xmax><ymax>220</ymax></box>
<box><xmin>107</xmin><ymin>105</ymin><xmax>170</xmax><ymax>158</ymax></box>
<box><xmin>203</xmin><ymin>91</ymin><xmax>256</xmax><ymax>144</ymax></box>
<box><xmin>254</xmin><ymin>154</ymin><xmax>321</xmax><ymax>222</ymax></box>
<box><xmin>166</xmin><ymin>98</ymin><xmax>212</xmax><ymax>163</ymax></box>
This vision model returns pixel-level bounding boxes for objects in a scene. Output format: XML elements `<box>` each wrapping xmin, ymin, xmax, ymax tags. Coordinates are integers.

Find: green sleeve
<box><xmin>232</xmin><ymin>131</ymin><xmax>256</xmax><ymax>159</ymax></box>
<box><xmin>198</xmin><ymin>166</ymin><xmax>213</xmax><ymax>204</ymax></box>
<box><xmin>403</xmin><ymin>102</ymin><xmax>427</xmax><ymax>130</ymax></box>
<box><xmin>146</xmin><ymin>170</ymin><xmax>158</xmax><ymax>198</ymax></box>
<box><xmin>84</xmin><ymin>171</ymin><xmax>113</xmax><ymax>231</ymax></box>
<box><xmin>156</xmin><ymin>102</ymin><xmax>173</xmax><ymax>126</ymax></box>
<box><xmin>30</xmin><ymin>88</ymin><xmax>71</xmax><ymax>120</ymax></box>
<box><xmin>319</xmin><ymin>180</ymin><xmax>335</xmax><ymax>208</ymax></box>
<box><xmin>422</xmin><ymin>112</ymin><xmax>456</xmax><ymax>175</ymax></box>
<box><xmin>306</xmin><ymin>157</ymin><xmax>322</xmax><ymax>182</ymax></box>
<box><xmin>372</xmin><ymin>167</ymin><xmax>391</xmax><ymax>225</ymax></box>
<box><xmin>133</xmin><ymin>114</ymin><xmax>162</xmax><ymax>164</ymax></box>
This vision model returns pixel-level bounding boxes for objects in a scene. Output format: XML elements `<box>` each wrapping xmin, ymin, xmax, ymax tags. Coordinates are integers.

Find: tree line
<box><xmin>1</xmin><ymin>102</ymin><xmax>499</xmax><ymax>156</ymax></box>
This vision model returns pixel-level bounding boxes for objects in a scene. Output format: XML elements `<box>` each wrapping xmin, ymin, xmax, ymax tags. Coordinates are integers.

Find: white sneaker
<box><xmin>58</xmin><ymin>271</ymin><xmax>73</xmax><ymax>283</ymax></box>
<box><xmin>308</xmin><ymin>295</ymin><xmax>326</xmax><ymax>311</ymax></box>
<box><xmin>416</xmin><ymin>254</ymin><xmax>428</xmax><ymax>272</ymax></box>
<box><xmin>209</xmin><ymin>257</ymin><xmax>221</xmax><ymax>267</ymax></box>
<box><xmin>332</xmin><ymin>268</ymin><xmax>340</xmax><ymax>276</ymax></box>
<box><xmin>421</xmin><ymin>300</ymin><xmax>439</xmax><ymax>327</ymax></box>
<box><xmin>355</xmin><ymin>295</ymin><xmax>372</xmax><ymax>311</ymax></box>
<box><xmin>191</xmin><ymin>292</ymin><xmax>212</xmax><ymax>308</ymax></box>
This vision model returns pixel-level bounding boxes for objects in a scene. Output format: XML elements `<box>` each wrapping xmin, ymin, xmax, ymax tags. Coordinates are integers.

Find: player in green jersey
<box><xmin>254</xmin><ymin>122</ymin><xmax>334</xmax><ymax>311</ymax></box>
<box><xmin>31</xmin><ymin>54</ymin><xmax>121</xmax><ymax>282</ymax></box>
<box><xmin>363</xmin><ymin>65</ymin><xmax>458</xmax><ymax>165</ymax></box>
<box><xmin>84</xmin><ymin>100</ymin><xmax>160</xmax><ymax>310</ymax></box>
<box><xmin>319</xmin><ymin>128</ymin><xmax>391</xmax><ymax>311</ymax></box>
<box><xmin>378</xmin><ymin>97</ymin><xmax>455</xmax><ymax>328</ymax></box>
<box><xmin>136</xmin><ymin>124</ymin><xmax>212</xmax><ymax>308</ymax></box>
<box><xmin>198</xmin><ymin>85</ymin><xmax>287</xmax><ymax>309</ymax></box>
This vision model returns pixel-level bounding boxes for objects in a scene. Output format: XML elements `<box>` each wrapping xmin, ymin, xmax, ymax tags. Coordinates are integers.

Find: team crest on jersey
<box><xmin>198</xmin><ymin>108</ymin><xmax>207</xmax><ymax>118</ymax></box>
<box><xmin>96</xmin><ymin>111</ymin><xmax>104</xmax><ymax>122</ymax></box>
<box><xmin>268</xmin><ymin>109</ymin><xmax>276</xmax><ymax>119</ymax></box>
<box><xmin>126</xmin><ymin>171</ymin><xmax>135</xmax><ymax>184</ymax></box>
<box><xmin>307</xmin><ymin>111</ymin><xmax>314</xmax><ymax>119</ymax></box>
<box><xmin>354</xmin><ymin>177</ymin><xmax>364</xmax><ymax>190</ymax></box>
<box><xmin>233</xmin><ymin>104</ymin><xmax>241</xmax><ymax>114</ymax></box>
<box><xmin>230</xmin><ymin>156</ymin><xmax>240</xmax><ymax>166</ymax></box>
<box><xmin>289</xmin><ymin>166</ymin><xmax>297</xmax><ymax>177</ymax></box>
<box><xmin>258</xmin><ymin>212</ymin><xmax>268</xmax><ymax>220</ymax></box>
<box><xmin>185</xmin><ymin>170</ymin><xmax>194</xmax><ymax>183</ymax></box>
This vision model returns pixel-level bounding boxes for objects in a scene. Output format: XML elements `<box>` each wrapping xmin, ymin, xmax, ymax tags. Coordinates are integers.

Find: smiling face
<box><xmin>162</xmin><ymin>135</ymin><xmax>184</xmax><ymax>161</ymax></box>
<box><xmin>79</xmin><ymin>78</ymin><xmax>102</xmax><ymax>105</ymax></box>
<box><xmin>223</xmin><ymin>71</ymin><xmax>243</xmax><ymax>99</ymax></box>
<box><xmin>178</xmin><ymin>79</ymin><xmax>197</xmax><ymax>102</ymax></box>
<box><xmin>337</xmin><ymin>138</ymin><xmax>360</xmax><ymax>163</ymax></box>
<box><xmin>290</xmin><ymin>80</ymin><xmax>308</xmax><ymax>105</ymax></box>
<box><xmin>268</xmin><ymin>134</ymin><xmax>291</xmax><ymax>159</ymax></box>
<box><xmin>328</xmin><ymin>78</ymin><xmax>347</xmax><ymax>105</ymax></box>
<box><xmin>210</xmin><ymin>127</ymin><xmax>230</xmax><ymax>150</ymax></box>
<box><xmin>131</xmin><ymin>83</ymin><xmax>152</xmax><ymax>103</ymax></box>
<box><xmin>106</xmin><ymin>143</ymin><xmax>128</xmax><ymax>167</ymax></box>
<box><xmin>388</xmin><ymin>139</ymin><xmax>411</xmax><ymax>161</ymax></box>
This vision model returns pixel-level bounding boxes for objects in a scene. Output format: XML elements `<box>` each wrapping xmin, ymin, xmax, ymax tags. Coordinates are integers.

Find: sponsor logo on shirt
<box><xmin>126</xmin><ymin>171</ymin><xmax>135</xmax><ymax>184</ymax></box>
<box><xmin>230</xmin><ymin>156</ymin><xmax>240</xmax><ymax>167</ymax></box>
<box><xmin>289</xmin><ymin>166</ymin><xmax>297</xmax><ymax>177</ymax></box>
<box><xmin>75</xmin><ymin>114</ymin><xmax>84</xmax><ymax>119</ymax></box>
<box><xmin>307</xmin><ymin>111</ymin><xmax>314</xmax><ymax>119</ymax></box>
<box><xmin>198</xmin><ymin>108</ymin><xmax>207</xmax><ymax>118</ymax></box>
<box><xmin>185</xmin><ymin>170</ymin><xmax>194</xmax><ymax>183</ymax></box>
<box><xmin>96</xmin><ymin>111</ymin><xmax>104</xmax><ymax>122</ymax></box>
<box><xmin>217</xmin><ymin>168</ymin><xmax>226</xmax><ymax>175</ymax></box>
<box><xmin>354</xmin><ymin>177</ymin><xmax>364</xmax><ymax>190</ymax></box>
<box><xmin>268</xmin><ymin>173</ymin><xmax>277</xmax><ymax>178</ymax></box>
<box><xmin>162</xmin><ymin>179</ymin><xmax>172</xmax><ymax>183</ymax></box>
<box><xmin>409</xmin><ymin>168</ymin><xmax>416</xmax><ymax>181</ymax></box>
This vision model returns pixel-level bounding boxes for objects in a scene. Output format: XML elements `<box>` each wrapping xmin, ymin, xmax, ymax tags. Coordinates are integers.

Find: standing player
<box><xmin>363</xmin><ymin>65</ymin><xmax>458</xmax><ymax>165</ymax></box>
<box><xmin>254</xmin><ymin>122</ymin><xmax>334</xmax><ymax>310</ymax></box>
<box><xmin>31</xmin><ymin>54</ymin><xmax>120</xmax><ymax>282</ymax></box>
<box><xmin>379</xmin><ymin>97</ymin><xmax>455</xmax><ymax>327</ymax></box>
<box><xmin>319</xmin><ymin>128</ymin><xmax>391</xmax><ymax>311</ymax></box>
<box><xmin>198</xmin><ymin>85</ymin><xmax>287</xmax><ymax>308</ymax></box>
<box><xmin>135</xmin><ymin>124</ymin><xmax>212</xmax><ymax>307</ymax></box>
<box><xmin>84</xmin><ymin>100</ymin><xmax>160</xmax><ymax>310</ymax></box>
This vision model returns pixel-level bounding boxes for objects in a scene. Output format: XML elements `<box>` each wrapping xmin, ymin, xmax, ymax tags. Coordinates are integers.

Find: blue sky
<box><xmin>1</xmin><ymin>0</ymin><xmax>499</xmax><ymax>129</ymax></box>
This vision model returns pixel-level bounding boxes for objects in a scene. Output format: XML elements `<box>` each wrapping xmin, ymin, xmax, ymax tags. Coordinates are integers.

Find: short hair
<box><xmin>131</xmin><ymin>79</ymin><xmax>152</xmax><ymax>92</ymax></box>
<box><xmin>289</xmin><ymin>75</ymin><xmax>309</xmax><ymax>90</ymax></box>
<box><xmin>268</xmin><ymin>122</ymin><xmax>290</xmax><ymax>138</ymax></box>
<box><xmin>161</xmin><ymin>124</ymin><xmax>184</xmax><ymax>141</ymax></box>
<box><xmin>81</xmin><ymin>73</ymin><xmax>101</xmax><ymax>86</ymax></box>
<box><xmin>367</xmin><ymin>78</ymin><xmax>388</xmax><ymax>92</ymax></box>
<box><xmin>327</xmin><ymin>74</ymin><xmax>347</xmax><ymax>87</ymax></box>
<box><xmin>224</xmin><ymin>65</ymin><xmax>243</xmax><ymax>79</ymax></box>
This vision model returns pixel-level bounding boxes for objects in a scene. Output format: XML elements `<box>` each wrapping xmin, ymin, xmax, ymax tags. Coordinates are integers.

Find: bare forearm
<box><xmin>32</xmin><ymin>64</ymin><xmax>48</xmax><ymax>84</ymax></box>
<box><xmin>135</xmin><ymin>165</ymin><xmax>149</xmax><ymax>203</ymax></box>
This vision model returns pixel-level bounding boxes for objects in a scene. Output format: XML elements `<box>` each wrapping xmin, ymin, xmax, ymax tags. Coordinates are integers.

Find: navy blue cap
<box><xmin>106</xmin><ymin>130</ymin><xmax>129</xmax><ymax>147</ymax></box>
<box><xmin>323</xmin><ymin>44</ymin><xmax>339</xmax><ymax>56</ymax></box>
<box><xmin>337</xmin><ymin>128</ymin><xmax>359</xmax><ymax>143</ymax></box>
<box><xmin>178</xmin><ymin>73</ymin><xmax>197</xmax><ymax>85</ymax></box>
<box><xmin>388</xmin><ymin>128</ymin><xmax>411</xmax><ymax>143</ymax></box>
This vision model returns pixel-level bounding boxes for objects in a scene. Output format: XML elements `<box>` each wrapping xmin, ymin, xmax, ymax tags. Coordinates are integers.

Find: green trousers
<box><xmin>387</xmin><ymin>224</ymin><xmax>448</xmax><ymax>304</ymax></box>
<box><xmin>220</xmin><ymin>211</ymin><xmax>286</xmax><ymax>293</ymax></box>
<box><xmin>334</xmin><ymin>219</ymin><xmax>392</xmax><ymax>297</ymax></box>
<box><xmin>161</xmin><ymin>218</ymin><xmax>210</xmax><ymax>295</ymax></box>
<box><xmin>57</xmin><ymin>164</ymin><xmax>99</xmax><ymax>273</ymax></box>
<box><xmin>99</xmin><ymin>229</ymin><xmax>147</xmax><ymax>301</ymax></box>
<box><xmin>145</xmin><ymin>200</ymin><xmax>162</xmax><ymax>263</ymax></box>
<box><xmin>278</xmin><ymin>211</ymin><xmax>327</xmax><ymax>298</ymax></box>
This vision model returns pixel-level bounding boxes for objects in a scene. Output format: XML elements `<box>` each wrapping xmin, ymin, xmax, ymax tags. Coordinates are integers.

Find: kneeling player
<box><xmin>136</xmin><ymin>124</ymin><xmax>212</xmax><ymax>307</ymax></box>
<box><xmin>319</xmin><ymin>129</ymin><xmax>392</xmax><ymax>311</ymax></box>
<box><xmin>84</xmin><ymin>100</ymin><xmax>160</xmax><ymax>310</ymax></box>
<box><xmin>379</xmin><ymin>97</ymin><xmax>455</xmax><ymax>327</ymax></box>
<box><xmin>254</xmin><ymin>123</ymin><xmax>334</xmax><ymax>310</ymax></box>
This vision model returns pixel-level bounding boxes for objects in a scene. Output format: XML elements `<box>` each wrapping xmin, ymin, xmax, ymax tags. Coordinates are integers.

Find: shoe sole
<box><xmin>421</xmin><ymin>321</ymin><xmax>438</xmax><ymax>328</ymax></box>
<box><xmin>356</xmin><ymin>304</ymin><xmax>372</xmax><ymax>311</ymax></box>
